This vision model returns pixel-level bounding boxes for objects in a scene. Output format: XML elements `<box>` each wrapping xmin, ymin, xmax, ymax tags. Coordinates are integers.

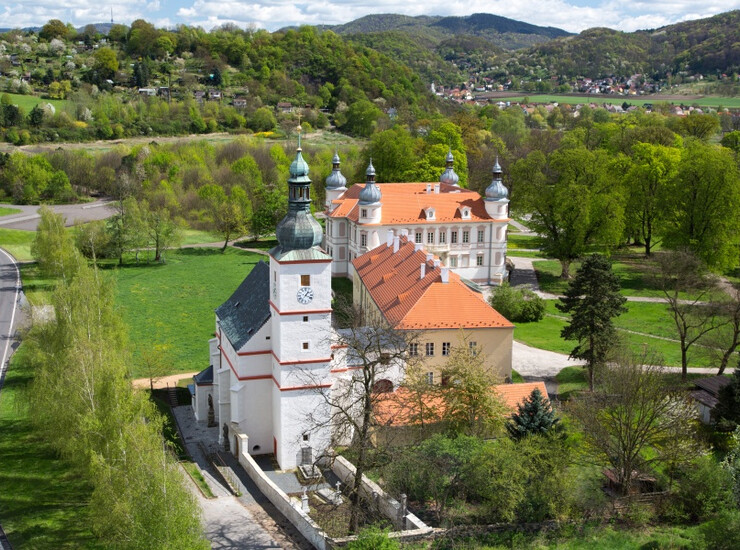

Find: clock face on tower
<box><xmin>296</xmin><ymin>286</ymin><xmax>314</xmax><ymax>305</ymax></box>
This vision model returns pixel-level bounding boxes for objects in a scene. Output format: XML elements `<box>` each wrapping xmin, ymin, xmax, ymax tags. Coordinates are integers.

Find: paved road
<box><xmin>0</xmin><ymin>200</ymin><xmax>116</xmax><ymax>231</ymax></box>
<box><xmin>0</xmin><ymin>247</ymin><xmax>23</xmax><ymax>550</ymax></box>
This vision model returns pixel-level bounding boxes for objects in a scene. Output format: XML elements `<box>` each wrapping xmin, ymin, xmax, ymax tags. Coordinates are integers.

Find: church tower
<box><xmin>269</xmin><ymin>128</ymin><xmax>333</xmax><ymax>469</ymax></box>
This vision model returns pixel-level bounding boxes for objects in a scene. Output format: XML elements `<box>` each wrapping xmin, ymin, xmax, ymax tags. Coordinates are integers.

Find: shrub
<box><xmin>345</xmin><ymin>527</ymin><xmax>400</xmax><ymax>550</ymax></box>
<box><xmin>670</xmin><ymin>455</ymin><xmax>735</xmax><ymax>522</ymax></box>
<box><xmin>489</xmin><ymin>282</ymin><xmax>546</xmax><ymax>322</ymax></box>
<box><xmin>698</xmin><ymin>510</ymin><xmax>740</xmax><ymax>550</ymax></box>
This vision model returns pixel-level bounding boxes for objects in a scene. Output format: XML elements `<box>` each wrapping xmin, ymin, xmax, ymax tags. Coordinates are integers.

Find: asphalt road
<box><xmin>0</xmin><ymin>247</ymin><xmax>22</xmax><ymax>550</ymax></box>
<box><xmin>0</xmin><ymin>200</ymin><xmax>116</xmax><ymax>231</ymax></box>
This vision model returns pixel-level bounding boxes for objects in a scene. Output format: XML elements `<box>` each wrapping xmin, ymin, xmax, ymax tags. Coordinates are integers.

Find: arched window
<box><xmin>372</xmin><ymin>379</ymin><xmax>393</xmax><ymax>393</ymax></box>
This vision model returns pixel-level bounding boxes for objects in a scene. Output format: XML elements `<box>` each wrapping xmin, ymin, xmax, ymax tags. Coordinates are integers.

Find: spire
<box><xmin>325</xmin><ymin>150</ymin><xmax>347</xmax><ymax>190</ymax></box>
<box><xmin>359</xmin><ymin>159</ymin><xmax>381</xmax><ymax>205</ymax></box>
<box><xmin>275</xmin><ymin>127</ymin><xmax>323</xmax><ymax>251</ymax></box>
<box><xmin>439</xmin><ymin>148</ymin><xmax>460</xmax><ymax>187</ymax></box>
<box><xmin>485</xmin><ymin>156</ymin><xmax>508</xmax><ymax>201</ymax></box>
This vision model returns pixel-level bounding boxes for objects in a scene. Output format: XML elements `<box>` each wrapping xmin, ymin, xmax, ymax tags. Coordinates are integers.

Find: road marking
<box><xmin>0</xmin><ymin>247</ymin><xmax>20</xmax><ymax>390</ymax></box>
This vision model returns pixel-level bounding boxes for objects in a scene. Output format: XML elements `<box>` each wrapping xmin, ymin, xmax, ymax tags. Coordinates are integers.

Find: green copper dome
<box><xmin>275</xmin><ymin>138</ymin><xmax>323</xmax><ymax>252</ymax></box>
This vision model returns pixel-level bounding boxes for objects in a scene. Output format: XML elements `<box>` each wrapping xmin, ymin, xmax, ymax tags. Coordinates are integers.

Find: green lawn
<box><xmin>4</xmin><ymin>92</ymin><xmax>69</xmax><ymax>113</ymax></box>
<box><xmin>110</xmin><ymin>247</ymin><xmax>264</xmax><ymax>378</ymax></box>
<box><xmin>0</xmin><ymin>228</ymin><xmax>35</xmax><ymax>262</ymax></box>
<box><xmin>507</xmin><ymin>233</ymin><xmax>542</xmax><ymax>250</ymax></box>
<box><xmin>514</xmin><ymin>301</ymin><xmax>718</xmax><ymax>369</ymax></box>
<box><xmin>0</xmin><ymin>206</ymin><xmax>21</xmax><ymax>217</ymax></box>
<box><xmin>0</xmin><ymin>346</ymin><xmax>100</xmax><ymax>548</ymax></box>
<box><xmin>491</xmin><ymin>93</ymin><xmax>740</xmax><ymax>109</ymax></box>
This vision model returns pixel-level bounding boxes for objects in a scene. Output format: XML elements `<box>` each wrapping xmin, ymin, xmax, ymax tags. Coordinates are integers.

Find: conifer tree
<box><xmin>714</xmin><ymin>367</ymin><xmax>740</xmax><ymax>428</ymax></box>
<box><xmin>506</xmin><ymin>387</ymin><xmax>559</xmax><ymax>440</ymax></box>
<box><xmin>557</xmin><ymin>254</ymin><xmax>627</xmax><ymax>391</ymax></box>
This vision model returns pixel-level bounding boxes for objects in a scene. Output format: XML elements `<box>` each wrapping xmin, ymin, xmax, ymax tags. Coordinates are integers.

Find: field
<box><xmin>0</xmin><ymin>347</ymin><xmax>99</xmax><ymax>548</ymax></box>
<box><xmin>487</xmin><ymin>93</ymin><xmax>740</xmax><ymax>108</ymax></box>
<box><xmin>4</xmin><ymin>92</ymin><xmax>69</xmax><ymax>113</ymax></box>
<box><xmin>0</xmin><ymin>206</ymin><xmax>21</xmax><ymax>217</ymax></box>
<box><xmin>0</xmin><ymin>228</ymin><xmax>35</xmax><ymax>261</ymax></box>
<box><xmin>110</xmin><ymin>247</ymin><xmax>266</xmax><ymax>378</ymax></box>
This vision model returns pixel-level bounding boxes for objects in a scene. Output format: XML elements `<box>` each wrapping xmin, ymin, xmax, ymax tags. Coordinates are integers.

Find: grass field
<box><xmin>491</xmin><ymin>93</ymin><xmax>740</xmax><ymax>109</ymax></box>
<box><xmin>5</xmin><ymin>92</ymin><xmax>69</xmax><ymax>113</ymax></box>
<box><xmin>110</xmin><ymin>247</ymin><xmax>264</xmax><ymax>378</ymax></box>
<box><xmin>0</xmin><ymin>347</ymin><xmax>99</xmax><ymax>548</ymax></box>
<box><xmin>514</xmin><ymin>301</ymin><xmax>718</xmax><ymax>369</ymax></box>
<box><xmin>0</xmin><ymin>206</ymin><xmax>21</xmax><ymax>217</ymax></box>
<box><xmin>0</xmin><ymin>228</ymin><xmax>35</xmax><ymax>262</ymax></box>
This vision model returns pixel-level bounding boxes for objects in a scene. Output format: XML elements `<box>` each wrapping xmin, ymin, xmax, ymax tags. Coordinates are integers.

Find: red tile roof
<box><xmin>329</xmin><ymin>182</ymin><xmax>504</xmax><ymax>225</ymax></box>
<box><xmin>352</xmin><ymin>236</ymin><xmax>513</xmax><ymax>330</ymax></box>
<box><xmin>374</xmin><ymin>382</ymin><xmax>549</xmax><ymax>427</ymax></box>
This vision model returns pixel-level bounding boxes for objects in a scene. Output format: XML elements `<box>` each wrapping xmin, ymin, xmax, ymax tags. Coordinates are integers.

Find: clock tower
<box><xmin>268</xmin><ymin>129</ymin><xmax>333</xmax><ymax>468</ymax></box>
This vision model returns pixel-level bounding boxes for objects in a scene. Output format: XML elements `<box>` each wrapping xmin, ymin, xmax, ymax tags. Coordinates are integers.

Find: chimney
<box><xmin>440</xmin><ymin>267</ymin><xmax>449</xmax><ymax>283</ymax></box>
<box><xmin>393</xmin><ymin>235</ymin><xmax>400</xmax><ymax>253</ymax></box>
<box><xmin>434</xmin><ymin>183</ymin><xmax>440</xmax><ymax>194</ymax></box>
<box><xmin>426</xmin><ymin>183</ymin><xmax>431</xmax><ymax>194</ymax></box>
<box><xmin>426</xmin><ymin>253</ymin><xmax>433</xmax><ymax>263</ymax></box>
<box><xmin>386</xmin><ymin>229</ymin><xmax>394</xmax><ymax>248</ymax></box>
<box><xmin>420</xmin><ymin>263</ymin><xmax>426</xmax><ymax>279</ymax></box>
<box><xmin>414</xmin><ymin>243</ymin><xmax>423</xmax><ymax>252</ymax></box>
<box><xmin>433</xmin><ymin>259</ymin><xmax>440</xmax><ymax>268</ymax></box>
<box><xmin>401</xmin><ymin>228</ymin><xmax>409</xmax><ymax>238</ymax></box>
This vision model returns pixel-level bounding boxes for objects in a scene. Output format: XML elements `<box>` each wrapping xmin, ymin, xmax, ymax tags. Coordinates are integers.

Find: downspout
<box><xmin>487</xmin><ymin>223</ymin><xmax>494</xmax><ymax>285</ymax></box>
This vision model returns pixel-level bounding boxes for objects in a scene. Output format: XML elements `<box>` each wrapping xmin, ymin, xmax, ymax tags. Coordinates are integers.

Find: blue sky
<box><xmin>1</xmin><ymin>0</ymin><xmax>738</xmax><ymax>34</ymax></box>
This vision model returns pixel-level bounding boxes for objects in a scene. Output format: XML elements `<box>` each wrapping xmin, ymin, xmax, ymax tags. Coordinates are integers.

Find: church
<box><xmin>191</xmin><ymin>136</ymin><xmax>514</xmax><ymax>470</ymax></box>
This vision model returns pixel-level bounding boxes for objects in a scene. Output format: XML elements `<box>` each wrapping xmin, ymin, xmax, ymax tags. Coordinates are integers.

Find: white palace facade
<box><xmin>323</xmin><ymin>151</ymin><xmax>511</xmax><ymax>285</ymax></box>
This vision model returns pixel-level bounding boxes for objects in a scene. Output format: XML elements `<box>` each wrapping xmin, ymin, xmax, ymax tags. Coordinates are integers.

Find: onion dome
<box><xmin>275</xmin><ymin>131</ymin><xmax>323</xmax><ymax>251</ymax></box>
<box><xmin>485</xmin><ymin>157</ymin><xmax>509</xmax><ymax>200</ymax></box>
<box><xmin>439</xmin><ymin>149</ymin><xmax>460</xmax><ymax>187</ymax></box>
<box><xmin>359</xmin><ymin>159</ymin><xmax>382</xmax><ymax>205</ymax></box>
<box><xmin>325</xmin><ymin>151</ymin><xmax>347</xmax><ymax>190</ymax></box>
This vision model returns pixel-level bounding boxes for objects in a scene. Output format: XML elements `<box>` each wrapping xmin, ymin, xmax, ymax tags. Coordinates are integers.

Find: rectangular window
<box><xmin>462</xmin><ymin>231</ymin><xmax>470</xmax><ymax>243</ymax></box>
<box><xmin>442</xmin><ymin>342</ymin><xmax>451</xmax><ymax>356</ymax></box>
<box><xmin>425</xmin><ymin>342</ymin><xmax>435</xmax><ymax>356</ymax></box>
<box><xmin>427</xmin><ymin>232</ymin><xmax>434</xmax><ymax>244</ymax></box>
<box><xmin>415</xmin><ymin>232</ymin><xmax>422</xmax><ymax>244</ymax></box>
<box><xmin>449</xmin><ymin>256</ymin><xmax>458</xmax><ymax>268</ymax></box>
<box><xmin>469</xmin><ymin>341</ymin><xmax>478</xmax><ymax>355</ymax></box>
<box><xmin>303</xmin><ymin>316</ymin><xmax>309</xmax><ymax>322</ymax></box>
<box><xmin>476</xmin><ymin>255</ymin><xmax>484</xmax><ymax>266</ymax></box>
<box><xmin>302</xmin><ymin>342</ymin><xmax>310</xmax><ymax>350</ymax></box>
<box><xmin>439</xmin><ymin>232</ymin><xmax>446</xmax><ymax>244</ymax></box>
<box><xmin>301</xmin><ymin>274</ymin><xmax>310</xmax><ymax>286</ymax></box>
<box><xmin>361</xmin><ymin>208</ymin><xmax>368</xmax><ymax>218</ymax></box>
<box><xmin>409</xmin><ymin>343</ymin><xmax>418</xmax><ymax>356</ymax></box>
<box><xmin>361</xmin><ymin>233</ymin><xmax>367</xmax><ymax>247</ymax></box>
<box><xmin>477</xmin><ymin>230</ymin><xmax>485</xmax><ymax>243</ymax></box>
<box><xmin>426</xmin><ymin>372</ymin><xmax>434</xmax><ymax>385</ymax></box>
<box><xmin>451</xmin><ymin>231</ymin><xmax>458</xmax><ymax>244</ymax></box>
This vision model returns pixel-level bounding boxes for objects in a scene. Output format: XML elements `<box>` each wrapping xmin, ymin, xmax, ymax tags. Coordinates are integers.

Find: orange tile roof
<box><xmin>352</xmin><ymin>236</ymin><xmax>513</xmax><ymax>330</ymax></box>
<box><xmin>329</xmin><ymin>182</ymin><xmax>504</xmax><ymax>225</ymax></box>
<box><xmin>374</xmin><ymin>382</ymin><xmax>549</xmax><ymax>427</ymax></box>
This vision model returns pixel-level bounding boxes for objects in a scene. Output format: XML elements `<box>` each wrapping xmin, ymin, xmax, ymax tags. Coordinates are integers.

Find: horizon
<box><xmin>0</xmin><ymin>2</ymin><xmax>738</xmax><ymax>36</ymax></box>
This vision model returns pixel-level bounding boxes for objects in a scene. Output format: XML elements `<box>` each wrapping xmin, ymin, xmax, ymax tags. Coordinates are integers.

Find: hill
<box><xmin>520</xmin><ymin>10</ymin><xmax>740</xmax><ymax>77</ymax></box>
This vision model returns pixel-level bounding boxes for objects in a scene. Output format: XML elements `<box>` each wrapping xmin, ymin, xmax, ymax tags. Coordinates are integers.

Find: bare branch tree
<box><xmin>568</xmin><ymin>349</ymin><xmax>703</xmax><ymax>495</ymax></box>
<box><xmin>298</xmin><ymin>296</ymin><xmax>422</xmax><ymax>534</ymax></box>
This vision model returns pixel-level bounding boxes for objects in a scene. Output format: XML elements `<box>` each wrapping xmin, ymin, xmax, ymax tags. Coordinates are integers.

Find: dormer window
<box><xmin>425</xmin><ymin>207</ymin><xmax>436</xmax><ymax>220</ymax></box>
<box><xmin>459</xmin><ymin>206</ymin><xmax>471</xmax><ymax>220</ymax></box>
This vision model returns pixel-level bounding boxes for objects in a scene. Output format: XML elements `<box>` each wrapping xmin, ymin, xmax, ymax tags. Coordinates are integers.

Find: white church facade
<box><xmin>323</xmin><ymin>151</ymin><xmax>511</xmax><ymax>285</ymax></box>
<box><xmin>191</xmin><ymin>138</ymin><xmax>514</xmax><ymax>471</ymax></box>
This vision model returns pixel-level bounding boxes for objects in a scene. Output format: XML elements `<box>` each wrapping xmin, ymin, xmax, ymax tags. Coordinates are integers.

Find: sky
<box><xmin>1</xmin><ymin>0</ymin><xmax>738</xmax><ymax>34</ymax></box>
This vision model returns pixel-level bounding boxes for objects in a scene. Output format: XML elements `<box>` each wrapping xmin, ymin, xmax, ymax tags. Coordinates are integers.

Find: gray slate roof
<box><xmin>193</xmin><ymin>365</ymin><xmax>213</xmax><ymax>385</ymax></box>
<box><xmin>216</xmin><ymin>260</ymin><xmax>270</xmax><ymax>350</ymax></box>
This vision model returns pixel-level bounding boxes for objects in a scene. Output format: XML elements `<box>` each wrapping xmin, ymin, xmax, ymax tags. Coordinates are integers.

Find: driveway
<box><xmin>0</xmin><ymin>200</ymin><xmax>116</xmax><ymax>231</ymax></box>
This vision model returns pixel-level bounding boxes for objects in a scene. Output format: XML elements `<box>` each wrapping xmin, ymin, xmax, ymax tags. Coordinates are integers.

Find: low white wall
<box><xmin>330</xmin><ymin>455</ymin><xmax>431</xmax><ymax>533</ymax></box>
<box><xmin>232</xmin><ymin>431</ymin><xmax>328</xmax><ymax>550</ymax></box>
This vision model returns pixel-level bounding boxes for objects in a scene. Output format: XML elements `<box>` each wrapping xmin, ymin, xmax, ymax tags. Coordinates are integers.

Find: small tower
<box><xmin>357</xmin><ymin>160</ymin><xmax>383</xmax><ymax>250</ymax></box>
<box><xmin>439</xmin><ymin>149</ymin><xmax>460</xmax><ymax>187</ymax></box>
<box><xmin>484</xmin><ymin>157</ymin><xmax>509</xmax><ymax>220</ymax></box>
<box><xmin>269</xmin><ymin>127</ymin><xmax>333</xmax><ymax>469</ymax></box>
<box><xmin>324</xmin><ymin>151</ymin><xmax>348</xmax><ymax>211</ymax></box>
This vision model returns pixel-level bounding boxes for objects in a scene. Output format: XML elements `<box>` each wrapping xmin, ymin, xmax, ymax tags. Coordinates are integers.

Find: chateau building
<box><xmin>191</xmin><ymin>137</ymin><xmax>514</xmax><ymax>470</ymax></box>
<box><xmin>323</xmin><ymin>151</ymin><xmax>511</xmax><ymax>284</ymax></box>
